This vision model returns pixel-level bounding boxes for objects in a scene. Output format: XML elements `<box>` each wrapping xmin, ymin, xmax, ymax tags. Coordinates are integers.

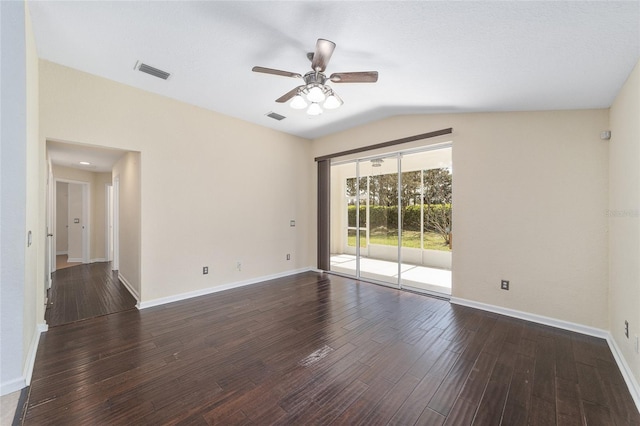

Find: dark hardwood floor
<box><xmin>45</xmin><ymin>262</ymin><xmax>137</xmax><ymax>327</ymax></box>
<box><xmin>27</xmin><ymin>272</ymin><xmax>639</xmax><ymax>425</ymax></box>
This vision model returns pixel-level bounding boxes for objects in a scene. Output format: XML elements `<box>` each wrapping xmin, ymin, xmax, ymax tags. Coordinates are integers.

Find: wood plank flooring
<box><xmin>45</xmin><ymin>262</ymin><xmax>137</xmax><ymax>327</ymax></box>
<box><xmin>27</xmin><ymin>272</ymin><xmax>639</xmax><ymax>425</ymax></box>
<box><xmin>55</xmin><ymin>254</ymin><xmax>82</xmax><ymax>270</ymax></box>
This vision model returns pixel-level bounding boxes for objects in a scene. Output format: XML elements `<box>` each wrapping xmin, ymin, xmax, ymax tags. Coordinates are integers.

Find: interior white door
<box><xmin>67</xmin><ymin>183</ymin><xmax>83</xmax><ymax>262</ymax></box>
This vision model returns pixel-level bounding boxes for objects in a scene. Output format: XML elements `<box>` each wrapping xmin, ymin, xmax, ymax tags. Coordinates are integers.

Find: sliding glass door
<box><xmin>329</xmin><ymin>145</ymin><xmax>452</xmax><ymax>295</ymax></box>
<box><xmin>398</xmin><ymin>148</ymin><xmax>452</xmax><ymax>294</ymax></box>
<box><xmin>359</xmin><ymin>154</ymin><xmax>400</xmax><ymax>286</ymax></box>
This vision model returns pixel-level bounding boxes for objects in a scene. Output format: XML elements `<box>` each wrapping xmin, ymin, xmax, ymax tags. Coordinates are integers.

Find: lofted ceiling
<box><xmin>29</xmin><ymin>1</ymin><xmax>639</xmax><ymax>143</ymax></box>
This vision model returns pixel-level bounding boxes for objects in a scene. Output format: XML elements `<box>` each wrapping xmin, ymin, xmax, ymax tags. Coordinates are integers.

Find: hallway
<box><xmin>55</xmin><ymin>254</ymin><xmax>81</xmax><ymax>270</ymax></box>
<box><xmin>45</xmin><ymin>262</ymin><xmax>137</xmax><ymax>327</ymax></box>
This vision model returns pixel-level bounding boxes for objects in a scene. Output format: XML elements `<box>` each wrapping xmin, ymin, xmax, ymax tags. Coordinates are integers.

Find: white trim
<box><xmin>450</xmin><ymin>297</ymin><xmax>640</xmax><ymax>412</ymax></box>
<box><xmin>105</xmin><ymin>183</ymin><xmax>113</xmax><ymax>263</ymax></box>
<box><xmin>55</xmin><ymin>250</ymin><xmax>68</xmax><ymax>255</ymax></box>
<box><xmin>1</xmin><ymin>323</ymin><xmax>48</xmax><ymax>395</ymax></box>
<box><xmin>606</xmin><ymin>334</ymin><xmax>640</xmax><ymax>410</ymax></box>
<box><xmin>90</xmin><ymin>258</ymin><xmax>107</xmax><ymax>263</ymax></box>
<box><xmin>25</xmin><ymin>324</ymin><xmax>48</xmax><ymax>386</ymax></box>
<box><xmin>48</xmin><ymin>159</ymin><xmax>55</xmax><ymax>280</ymax></box>
<box><xmin>56</xmin><ymin>178</ymin><xmax>91</xmax><ymax>265</ymax></box>
<box><xmin>450</xmin><ymin>297</ymin><xmax>608</xmax><ymax>338</ymax></box>
<box><xmin>138</xmin><ymin>268</ymin><xmax>314</xmax><ymax>310</ymax></box>
<box><xmin>67</xmin><ymin>257</ymin><xmax>83</xmax><ymax>263</ymax></box>
<box><xmin>118</xmin><ymin>273</ymin><xmax>140</xmax><ymax>301</ymax></box>
<box><xmin>112</xmin><ymin>177</ymin><xmax>119</xmax><ymax>271</ymax></box>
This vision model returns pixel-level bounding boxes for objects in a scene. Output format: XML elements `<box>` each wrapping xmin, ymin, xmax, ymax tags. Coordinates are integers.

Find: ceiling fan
<box><xmin>252</xmin><ymin>39</ymin><xmax>378</xmax><ymax>116</ymax></box>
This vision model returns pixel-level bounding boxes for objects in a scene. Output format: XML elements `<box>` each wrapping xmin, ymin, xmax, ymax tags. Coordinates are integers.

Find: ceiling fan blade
<box><xmin>311</xmin><ymin>39</ymin><xmax>336</xmax><ymax>72</ymax></box>
<box><xmin>252</xmin><ymin>66</ymin><xmax>302</xmax><ymax>79</ymax></box>
<box><xmin>275</xmin><ymin>85</ymin><xmax>304</xmax><ymax>103</ymax></box>
<box><xmin>330</xmin><ymin>71</ymin><xmax>379</xmax><ymax>83</ymax></box>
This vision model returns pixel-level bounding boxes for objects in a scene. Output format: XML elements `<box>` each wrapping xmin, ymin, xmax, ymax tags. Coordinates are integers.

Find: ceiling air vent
<box><xmin>134</xmin><ymin>61</ymin><xmax>171</xmax><ymax>80</ymax></box>
<box><xmin>266</xmin><ymin>112</ymin><xmax>286</xmax><ymax>121</ymax></box>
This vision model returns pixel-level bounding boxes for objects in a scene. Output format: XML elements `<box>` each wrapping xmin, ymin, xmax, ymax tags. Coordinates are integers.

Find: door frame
<box><xmin>112</xmin><ymin>176</ymin><xmax>120</xmax><ymax>271</ymax></box>
<box><xmin>106</xmin><ymin>183</ymin><xmax>113</xmax><ymax>262</ymax></box>
<box><xmin>329</xmin><ymin>142</ymin><xmax>453</xmax><ymax>293</ymax></box>
<box><xmin>54</xmin><ymin>178</ymin><xmax>91</xmax><ymax>265</ymax></box>
<box><xmin>46</xmin><ymin>160</ymin><xmax>55</xmax><ymax>287</ymax></box>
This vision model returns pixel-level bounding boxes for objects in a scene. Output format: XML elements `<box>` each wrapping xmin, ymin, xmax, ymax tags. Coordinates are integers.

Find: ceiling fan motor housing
<box><xmin>303</xmin><ymin>71</ymin><xmax>327</xmax><ymax>85</ymax></box>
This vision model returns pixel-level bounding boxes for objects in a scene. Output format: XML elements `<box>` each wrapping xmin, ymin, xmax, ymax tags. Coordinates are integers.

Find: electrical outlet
<box><xmin>203</xmin><ymin>266</ymin><xmax>208</xmax><ymax>275</ymax></box>
<box><xmin>236</xmin><ymin>262</ymin><xmax>242</xmax><ymax>271</ymax></box>
<box><xmin>501</xmin><ymin>280</ymin><xmax>509</xmax><ymax>290</ymax></box>
<box><xmin>290</xmin><ymin>220</ymin><xmax>296</xmax><ymax>227</ymax></box>
<box><xmin>286</xmin><ymin>254</ymin><xmax>291</xmax><ymax>260</ymax></box>
<box><xmin>625</xmin><ymin>320</ymin><xmax>629</xmax><ymax>338</ymax></box>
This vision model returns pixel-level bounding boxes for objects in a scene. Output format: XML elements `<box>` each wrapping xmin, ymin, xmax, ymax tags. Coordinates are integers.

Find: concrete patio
<box><xmin>330</xmin><ymin>254</ymin><xmax>452</xmax><ymax>296</ymax></box>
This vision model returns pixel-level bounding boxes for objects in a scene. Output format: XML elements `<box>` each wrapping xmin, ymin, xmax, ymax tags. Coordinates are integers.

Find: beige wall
<box><xmin>113</xmin><ymin>152</ymin><xmax>141</xmax><ymax>297</ymax></box>
<box><xmin>39</xmin><ymin>61</ymin><xmax>313</xmax><ymax>303</ymax></box>
<box><xmin>52</xmin><ymin>165</ymin><xmax>112</xmax><ymax>262</ymax></box>
<box><xmin>313</xmin><ymin>109</ymin><xmax>610</xmax><ymax>329</ymax></box>
<box><xmin>609</xmin><ymin>59</ymin><xmax>640</xmax><ymax>385</ymax></box>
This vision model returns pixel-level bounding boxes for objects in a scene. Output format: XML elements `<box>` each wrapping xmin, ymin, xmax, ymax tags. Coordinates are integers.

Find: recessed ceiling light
<box><xmin>79</xmin><ymin>161</ymin><xmax>91</xmax><ymax>165</ymax></box>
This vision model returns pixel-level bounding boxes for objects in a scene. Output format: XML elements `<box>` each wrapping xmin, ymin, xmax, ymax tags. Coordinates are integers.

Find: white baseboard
<box><xmin>25</xmin><ymin>323</ymin><xmax>48</xmax><ymax>386</ymax></box>
<box><xmin>55</xmin><ymin>250</ymin><xmax>68</xmax><ymax>255</ymax></box>
<box><xmin>450</xmin><ymin>297</ymin><xmax>608</xmax><ymax>338</ymax></box>
<box><xmin>606</xmin><ymin>334</ymin><xmax>640</xmax><ymax>410</ymax></box>
<box><xmin>118</xmin><ymin>273</ymin><xmax>140</xmax><ymax>301</ymax></box>
<box><xmin>0</xmin><ymin>323</ymin><xmax>48</xmax><ymax>395</ymax></box>
<box><xmin>450</xmin><ymin>297</ymin><xmax>639</xmax><ymax>413</ymax></box>
<box><xmin>138</xmin><ymin>267</ymin><xmax>314</xmax><ymax>310</ymax></box>
<box><xmin>67</xmin><ymin>257</ymin><xmax>82</xmax><ymax>263</ymax></box>
<box><xmin>90</xmin><ymin>258</ymin><xmax>107</xmax><ymax>263</ymax></box>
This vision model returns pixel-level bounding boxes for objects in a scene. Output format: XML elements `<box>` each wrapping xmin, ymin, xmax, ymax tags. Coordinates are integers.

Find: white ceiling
<box><xmin>29</xmin><ymin>1</ymin><xmax>640</xmax><ymax>143</ymax></box>
<box><xmin>47</xmin><ymin>140</ymin><xmax>127</xmax><ymax>173</ymax></box>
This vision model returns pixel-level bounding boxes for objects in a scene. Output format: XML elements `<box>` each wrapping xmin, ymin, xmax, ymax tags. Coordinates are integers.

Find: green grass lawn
<box><xmin>348</xmin><ymin>230</ymin><xmax>451</xmax><ymax>251</ymax></box>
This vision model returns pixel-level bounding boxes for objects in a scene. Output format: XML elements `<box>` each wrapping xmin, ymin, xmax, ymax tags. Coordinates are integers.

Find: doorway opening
<box><xmin>329</xmin><ymin>144</ymin><xmax>452</xmax><ymax>296</ymax></box>
<box><xmin>45</xmin><ymin>140</ymin><xmax>138</xmax><ymax>326</ymax></box>
<box><xmin>54</xmin><ymin>179</ymin><xmax>90</xmax><ymax>269</ymax></box>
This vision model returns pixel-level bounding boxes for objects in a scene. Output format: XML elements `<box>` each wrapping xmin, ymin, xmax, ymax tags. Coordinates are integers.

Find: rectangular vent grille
<box><xmin>136</xmin><ymin>62</ymin><xmax>171</xmax><ymax>80</ymax></box>
<box><xmin>266</xmin><ymin>112</ymin><xmax>286</xmax><ymax>121</ymax></box>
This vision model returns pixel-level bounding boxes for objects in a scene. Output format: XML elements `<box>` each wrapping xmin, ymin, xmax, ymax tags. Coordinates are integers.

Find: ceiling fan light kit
<box><xmin>252</xmin><ymin>38</ymin><xmax>378</xmax><ymax>117</ymax></box>
<box><xmin>307</xmin><ymin>102</ymin><xmax>323</xmax><ymax>116</ymax></box>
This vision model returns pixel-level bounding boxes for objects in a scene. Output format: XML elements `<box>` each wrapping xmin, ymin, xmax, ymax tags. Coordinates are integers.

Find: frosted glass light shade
<box><xmin>306</xmin><ymin>86</ymin><xmax>326</xmax><ymax>103</ymax></box>
<box><xmin>307</xmin><ymin>102</ymin><xmax>323</xmax><ymax>116</ymax></box>
<box><xmin>324</xmin><ymin>94</ymin><xmax>343</xmax><ymax>109</ymax></box>
<box><xmin>290</xmin><ymin>94</ymin><xmax>307</xmax><ymax>109</ymax></box>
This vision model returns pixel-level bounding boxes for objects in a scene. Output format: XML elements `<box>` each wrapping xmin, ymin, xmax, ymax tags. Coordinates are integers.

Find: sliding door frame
<box><xmin>326</xmin><ymin>142</ymin><xmax>453</xmax><ymax>291</ymax></box>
